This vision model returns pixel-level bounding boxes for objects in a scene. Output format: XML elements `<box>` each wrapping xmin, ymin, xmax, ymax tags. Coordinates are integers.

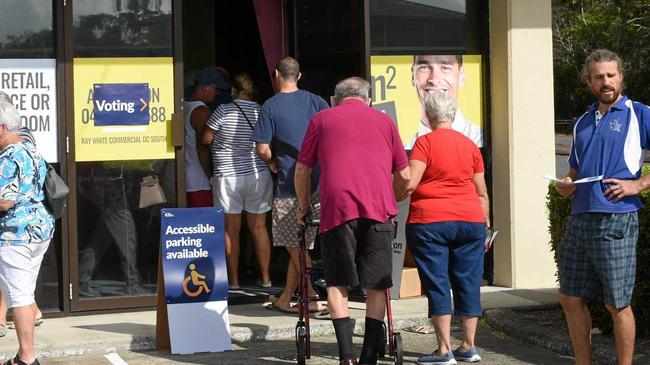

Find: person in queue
<box><xmin>295</xmin><ymin>77</ymin><xmax>409</xmax><ymax>365</ymax></box>
<box><xmin>398</xmin><ymin>90</ymin><xmax>489</xmax><ymax>365</ymax></box>
<box><xmin>0</xmin><ymin>101</ymin><xmax>54</xmax><ymax>365</ymax></box>
<box><xmin>201</xmin><ymin>73</ymin><xmax>273</xmax><ymax>289</ymax></box>
<box><xmin>253</xmin><ymin>57</ymin><xmax>328</xmax><ymax>314</ymax></box>
<box><xmin>184</xmin><ymin>67</ymin><xmax>231</xmax><ymax>207</ymax></box>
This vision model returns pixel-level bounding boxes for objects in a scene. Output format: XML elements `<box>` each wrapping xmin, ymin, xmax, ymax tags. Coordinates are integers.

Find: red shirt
<box><xmin>298</xmin><ymin>99</ymin><xmax>408</xmax><ymax>232</ymax></box>
<box><xmin>407</xmin><ymin>128</ymin><xmax>485</xmax><ymax>224</ymax></box>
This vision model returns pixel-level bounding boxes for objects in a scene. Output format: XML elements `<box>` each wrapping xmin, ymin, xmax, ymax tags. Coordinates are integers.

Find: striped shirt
<box><xmin>206</xmin><ymin>99</ymin><xmax>268</xmax><ymax>177</ymax></box>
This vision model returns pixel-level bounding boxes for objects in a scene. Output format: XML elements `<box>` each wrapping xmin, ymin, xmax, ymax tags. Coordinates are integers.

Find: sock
<box><xmin>332</xmin><ymin>317</ymin><xmax>355</xmax><ymax>360</ymax></box>
<box><xmin>359</xmin><ymin>317</ymin><xmax>384</xmax><ymax>364</ymax></box>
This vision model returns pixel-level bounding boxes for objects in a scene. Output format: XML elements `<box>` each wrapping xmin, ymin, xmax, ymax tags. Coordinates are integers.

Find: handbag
<box><xmin>139</xmin><ymin>175</ymin><xmax>167</xmax><ymax>208</ymax></box>
<box><xmin>44</xmin><ymin>163</ymin><xmax>69</xmax><ymax>219</ymax></box>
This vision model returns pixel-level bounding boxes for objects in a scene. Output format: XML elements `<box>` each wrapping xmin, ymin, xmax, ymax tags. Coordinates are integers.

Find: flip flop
<box><xmin>313</xmin><ymin>307</ymin><xmax>330</xmax><ymax>319</ymax></box>
<box><xmin>8</xmin><ymin>317</ymin><xmax>42</xmax><ymax>330</ymax></box>
<box><xmin>264</xmin><ymin>302</ymin><xmax>298</xmax><ymax>314</ymax></box>
<box><xmin>0</xmin><ymin>324</ymin><xmax>6</xmax><ymax>337</ymax></box>
<box><xmin>3</xmin><ymin>355</ymin><xmax>40</xmax><ymax>365</ymax></box>
<box><xmin>288</xmin><ymin>303</ymin><xmax>322</xmax><ymax>314</ymax></box>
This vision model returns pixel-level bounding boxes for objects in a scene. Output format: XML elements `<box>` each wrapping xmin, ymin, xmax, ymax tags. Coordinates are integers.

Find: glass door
<box><xmin>0</xmin><ymin>0</ymin><xmax>63</xmax><ymax>313</ymax></box>
<box><xmin>66</xmin><ymin>0</ymin><xmax>180</xmax><ymax>311</ymax></box>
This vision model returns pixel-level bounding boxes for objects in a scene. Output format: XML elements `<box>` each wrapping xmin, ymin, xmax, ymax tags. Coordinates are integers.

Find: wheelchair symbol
<box><xmin>183</xmin><ymin>263</ymin><xmax>211</xmax><ymax>297</ymax></box>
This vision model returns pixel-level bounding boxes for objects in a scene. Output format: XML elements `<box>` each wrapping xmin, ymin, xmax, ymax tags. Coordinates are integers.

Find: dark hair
<box><xmin>581</xmin><ymin>49</ymin><xmax>624</xmax><ymax>84</ymax></box>
<box><xmin>275</xmin><ymin>57</ymin><xmax>300</xmax><ymax>81</ymax></box>
<box><xmin>413</xmin><ymin>54</ymin><xmax>463</xmax><ymax>66</ymax></box>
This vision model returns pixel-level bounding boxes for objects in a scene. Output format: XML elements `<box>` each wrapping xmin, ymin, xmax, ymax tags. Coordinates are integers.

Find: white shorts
<box><xmin>212</xmin><ymin>170</ymin><xmax>273</xmax><ymax>214</ymax></box>
<box><xmin>0</xmin><ymin>239</ymin><xmax>50</xmax><ymax>308</ymax></box>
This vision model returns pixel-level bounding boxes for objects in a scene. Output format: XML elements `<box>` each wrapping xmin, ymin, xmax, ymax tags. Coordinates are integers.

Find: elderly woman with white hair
<box><xmin>0</xmin><ymin>101</ymin><xmax>53</xmax><ymax>365</ymax></box>
<box><xmin>400</xmin><ymin>90</ymin><xmax>489</xmax><ymax>365</ymax></box>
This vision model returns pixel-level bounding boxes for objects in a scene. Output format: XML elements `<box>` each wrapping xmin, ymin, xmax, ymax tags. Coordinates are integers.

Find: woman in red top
<box><xmin>401</xmin><ymin>90</ymin><xmax>490</xmax><ymax>365</ymax></box>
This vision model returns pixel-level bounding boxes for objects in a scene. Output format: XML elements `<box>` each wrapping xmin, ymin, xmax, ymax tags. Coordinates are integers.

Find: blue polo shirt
<box><xmin>252</xmin><ymin>90</ymin><xmax>329</xmax><ymax>198</ymax></box>
<box><xmin>568</xmin><ymin>96</ymin><xmax>650</xmax><ymax>214</ymax></box>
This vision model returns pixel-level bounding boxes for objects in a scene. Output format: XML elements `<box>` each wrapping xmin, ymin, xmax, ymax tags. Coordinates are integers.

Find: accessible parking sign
<box><xmin>161</xmin><ymin>207</ymin><xmax>231</xmax><ymax>354</ymax></box>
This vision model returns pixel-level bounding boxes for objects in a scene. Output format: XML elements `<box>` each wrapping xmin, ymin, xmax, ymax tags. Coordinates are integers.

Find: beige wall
<box><xmin>489</xmin><ymin>0</ymin><xmax>557</xmax><ymax>287</ymax></box>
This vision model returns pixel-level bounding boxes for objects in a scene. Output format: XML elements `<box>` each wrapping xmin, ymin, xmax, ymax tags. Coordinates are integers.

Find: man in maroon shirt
<box><xmin>295</xmin><ymin>77</ymin><xmax>409</xmax><ymax>365</ymax></box>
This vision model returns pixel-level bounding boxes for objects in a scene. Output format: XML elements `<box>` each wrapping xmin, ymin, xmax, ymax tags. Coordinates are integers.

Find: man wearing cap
<box><xmin>184</xmin><ymin>67</ymin><xmax>231</xmax><ymax>207</ymax></box>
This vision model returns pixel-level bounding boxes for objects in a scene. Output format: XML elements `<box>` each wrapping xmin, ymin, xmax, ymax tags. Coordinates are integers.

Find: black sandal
<box><xmin>3</xmin><ymin>355</ymin><xmax>40</xmax><ymax>365</ymax></box>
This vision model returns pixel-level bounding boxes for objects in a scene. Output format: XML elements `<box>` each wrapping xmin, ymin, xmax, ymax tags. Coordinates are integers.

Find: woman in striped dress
<box><xmin>201</xmin><ymin>73</ymin><xmax>273</xmax><ymax>289</ymax></box>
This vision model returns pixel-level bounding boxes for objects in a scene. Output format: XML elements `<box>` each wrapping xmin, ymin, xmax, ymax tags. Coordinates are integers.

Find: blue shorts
<box><xmin>558</xmin><ymin>212</ymin><xmax>638</xmax><ymax>309</ymax></box>
<box><xmin>406</xmin><ymin>221</ymin><xmax>486</xmax><ymax>317</ymax></box>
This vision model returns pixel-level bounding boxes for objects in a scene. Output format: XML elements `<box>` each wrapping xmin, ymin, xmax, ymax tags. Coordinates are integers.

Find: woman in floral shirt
<box><xmin>0</xmin><ymin>101</ymin><xmax>53</xmax><ymax>365</ymax></box>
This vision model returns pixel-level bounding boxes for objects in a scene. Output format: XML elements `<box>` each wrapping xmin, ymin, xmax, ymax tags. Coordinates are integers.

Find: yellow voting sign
<box><xmin>73</xmin><ymin>57</ymin><xmax>174</xmax><ymax>162</ymax></box>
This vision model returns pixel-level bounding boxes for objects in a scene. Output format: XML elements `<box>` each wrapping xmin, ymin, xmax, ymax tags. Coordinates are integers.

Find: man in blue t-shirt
<box><xmin>555</xmin><ymin>49</ymin><xmax>650</xmax><ymax>365</ymax></box>
<box><xmin>252</xmin><ymin>57</ymin><xmax>329</xmax><ymax>314</ymax></box>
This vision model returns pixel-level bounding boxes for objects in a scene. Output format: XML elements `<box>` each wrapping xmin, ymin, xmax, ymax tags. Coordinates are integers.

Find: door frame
<box><xmin>64</xmin><ymin>0</ymin><xmax>185</xmax><ymax>312</ymax></box>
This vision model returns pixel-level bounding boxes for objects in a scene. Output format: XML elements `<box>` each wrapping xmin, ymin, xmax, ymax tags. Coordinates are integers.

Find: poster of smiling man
<box><xmin>371</xmin><ymin>54</ymin><xmax>484</xmax><ymax>149</ymax></box>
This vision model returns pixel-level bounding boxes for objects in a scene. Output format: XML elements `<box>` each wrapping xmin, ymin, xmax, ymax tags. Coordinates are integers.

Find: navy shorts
<box><xmin>320</xmin><ymin>218</ymin><xmax>394</xmax><ymax>290</ymax></box>
<box><xmin>558</xmin><ymin>212</ymin><xmax>638</xmax><ymax>309</ymax></box>
<box><xmin>406</xmin><ymin>221</ymin><xmax>486</xmax><ymax>317</ymax></box>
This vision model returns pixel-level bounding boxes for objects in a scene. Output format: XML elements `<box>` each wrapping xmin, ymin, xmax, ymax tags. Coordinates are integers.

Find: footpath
<box><xmin>3</xmin><ymin>286</ymin><xmax>640</xmax><ymax>363</ymax></box>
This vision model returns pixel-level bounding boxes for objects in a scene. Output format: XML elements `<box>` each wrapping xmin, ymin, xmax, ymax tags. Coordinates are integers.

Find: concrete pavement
<box><xmin>0</xmin><ymin>287</ymin><xmax>560</xmax><ymax>360</ymax></box>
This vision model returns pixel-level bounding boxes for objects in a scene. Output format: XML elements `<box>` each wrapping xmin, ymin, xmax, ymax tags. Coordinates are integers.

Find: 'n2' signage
<box><xmin>93</xmin><ymin>83</ymin><xmax>150</xmax><ymax>126</ymax></box>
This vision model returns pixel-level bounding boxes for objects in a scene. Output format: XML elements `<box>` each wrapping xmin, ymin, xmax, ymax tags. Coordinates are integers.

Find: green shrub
<box><xmin>547</xmin><ymin>167</ymin><xmax>650</xmax><ymax>338</ymax></box>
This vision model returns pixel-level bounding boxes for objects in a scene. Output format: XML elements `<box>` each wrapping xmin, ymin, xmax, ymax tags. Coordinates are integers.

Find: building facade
<box><xmin>0</xmin><ymin>0</ymin><xmax>555</xmax><ymax>315</ymax></box>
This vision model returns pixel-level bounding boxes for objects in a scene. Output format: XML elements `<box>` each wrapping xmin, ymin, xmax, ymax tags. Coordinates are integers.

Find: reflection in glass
<box><xmin>0</xmin><ymin>0</ymin><xmax>54</xmax><ymax>58</ymax></box>
<box><xmin>76</xmin><ymin>159</ymin><xmax>176</xmax><ymax>298</ymax></box>
<box><xmin>73</xmin><ymin>0</ymin><xmax>172</xmax><ymax>57</ymax></box>
<box><xmin>370</xmin><ymin>0</ymin><xmax>467</xmax><ymax>52</ymax></box>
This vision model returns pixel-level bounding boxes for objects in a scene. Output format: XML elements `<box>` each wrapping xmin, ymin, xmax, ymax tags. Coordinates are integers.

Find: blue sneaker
<box><xmin>452</xmin><ymin>347</ymin><xmax>481</xmax><ymax>362</ymax></box>
<box><xmin>418</xmin><ymin>350</ymin><xmax>457</xmax><ymax>365</ymax></box>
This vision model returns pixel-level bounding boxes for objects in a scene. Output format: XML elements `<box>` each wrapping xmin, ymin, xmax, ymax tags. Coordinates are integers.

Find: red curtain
<box><xmin>253</xmin><ymin>0</ymin><xmax>288</xmax><ymax>88</ymax></box>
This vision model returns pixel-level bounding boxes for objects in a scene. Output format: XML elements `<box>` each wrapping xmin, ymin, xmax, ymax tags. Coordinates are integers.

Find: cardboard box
<box><xmin>399</xmin><ymin>267</ymin><xmax>422</xmax><ymax>298</ymax></box>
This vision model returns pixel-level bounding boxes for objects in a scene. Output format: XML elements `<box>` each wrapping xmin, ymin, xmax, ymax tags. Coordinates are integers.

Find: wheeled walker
<box><xmin>294</xmin><ymin>217</ymin><xmax>403</xmax><ymax>365</ymax></box>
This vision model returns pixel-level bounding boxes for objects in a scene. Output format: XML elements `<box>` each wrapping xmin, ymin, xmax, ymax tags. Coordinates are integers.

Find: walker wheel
<box><xmin>296</xmin><ymin>324</ymin><xmax>307</xmax><ymax>365</ymax></box>
<box><xmin>393</xmin><ymin>332</ymin><xmax>403</xmax><ymax>365</ymax></box>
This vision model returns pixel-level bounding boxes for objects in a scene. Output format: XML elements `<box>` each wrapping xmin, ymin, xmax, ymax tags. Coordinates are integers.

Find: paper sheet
<box><xmin>544</xmin><ymin>175</ymin><xmax>604</xmax><ymax>184</ymax></box>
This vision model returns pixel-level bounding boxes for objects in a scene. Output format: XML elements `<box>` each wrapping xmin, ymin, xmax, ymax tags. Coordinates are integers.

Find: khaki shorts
<box><xmin>272</xmin><ymin>196</ymin><xmax>320</xmax><ymax>249</ymax></box>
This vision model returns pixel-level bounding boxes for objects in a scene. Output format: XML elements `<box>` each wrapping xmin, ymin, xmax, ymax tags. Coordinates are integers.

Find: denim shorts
<box><xmin>406</xmin><ymin>221</ymin><xmax>486</xmax><ymax>317</ymax></box>
<box><xmin>558</xmin><ymin>212</ymin><xmax>638</xmax><ymax>308</ymax></box>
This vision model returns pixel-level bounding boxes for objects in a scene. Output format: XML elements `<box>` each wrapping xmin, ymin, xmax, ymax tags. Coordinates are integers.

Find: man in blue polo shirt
<box><xmin>555</xmin><ymin>49</ymin><xmax>650</xmax><ymax>365</ymax></box>
<box><xmin>253</xmin><ymin>57</ymin><xmax>329</xmax><ymax>314</ymax></box>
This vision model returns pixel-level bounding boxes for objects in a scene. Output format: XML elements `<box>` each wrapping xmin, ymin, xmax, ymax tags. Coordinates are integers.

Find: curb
<box><xmin>485</xmin><ymin>307</ymin><xmax>641</xmax><ymax>365</ymax></box>
<box><xmin>24</xmin><ymin>313</ymin><xmax>430</xmax><ymax>359</ymax></box>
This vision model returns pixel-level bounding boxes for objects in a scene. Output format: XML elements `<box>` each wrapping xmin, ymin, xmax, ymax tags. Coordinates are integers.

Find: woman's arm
<box><xmin>395</xmin><ymin>159</ymin><xmax>426</xmax><ymax>201</ymax></box>
<box><xmin>472</xmin><ymin>172</ymin><xmax>490</xmax><ymax>227</ymax></box>
<box><xmin>0</xmin><ymin>199</ymin><xmax>15</xmax><ymax>211</ymax></box>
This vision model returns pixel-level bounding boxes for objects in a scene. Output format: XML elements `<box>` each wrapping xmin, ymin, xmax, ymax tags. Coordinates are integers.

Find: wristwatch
<box><xmin>297</xmin><ymin>206</ymin><xmax>311</xmax><ymax>214</ymax></box>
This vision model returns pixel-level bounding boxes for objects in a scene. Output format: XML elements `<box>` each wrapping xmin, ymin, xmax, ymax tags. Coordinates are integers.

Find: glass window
<box><xmin>76</xmin><ymin>159</ymin><xmax>176</xmax><ymax>298</ymax></box>
<box><xmin>73</xmin><ymin>0</ymin><xmax>173</xmax><ymax>57</ymax></box>
<box><xmin>370</xmin><ymin>0</ymin><xmax>467</xmax><ymax>53</ymax></box>
<box><xmin>0</xmin><ymin>0</ymin><xmax>54</xmax><ymax>58</ymax></box>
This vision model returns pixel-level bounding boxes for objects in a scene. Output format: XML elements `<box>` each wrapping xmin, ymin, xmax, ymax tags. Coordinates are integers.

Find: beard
<box><xmin>595</xmin><ymin>86</ymin><xmax>621</xmax><ymax>105</ymax></box>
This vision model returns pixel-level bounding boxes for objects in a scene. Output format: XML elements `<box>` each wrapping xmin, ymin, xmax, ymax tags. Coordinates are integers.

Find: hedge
<box><xmin>546</xmin><ymin>167</ymin><xmax>650</xmax><ymax>338</ymax></box>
